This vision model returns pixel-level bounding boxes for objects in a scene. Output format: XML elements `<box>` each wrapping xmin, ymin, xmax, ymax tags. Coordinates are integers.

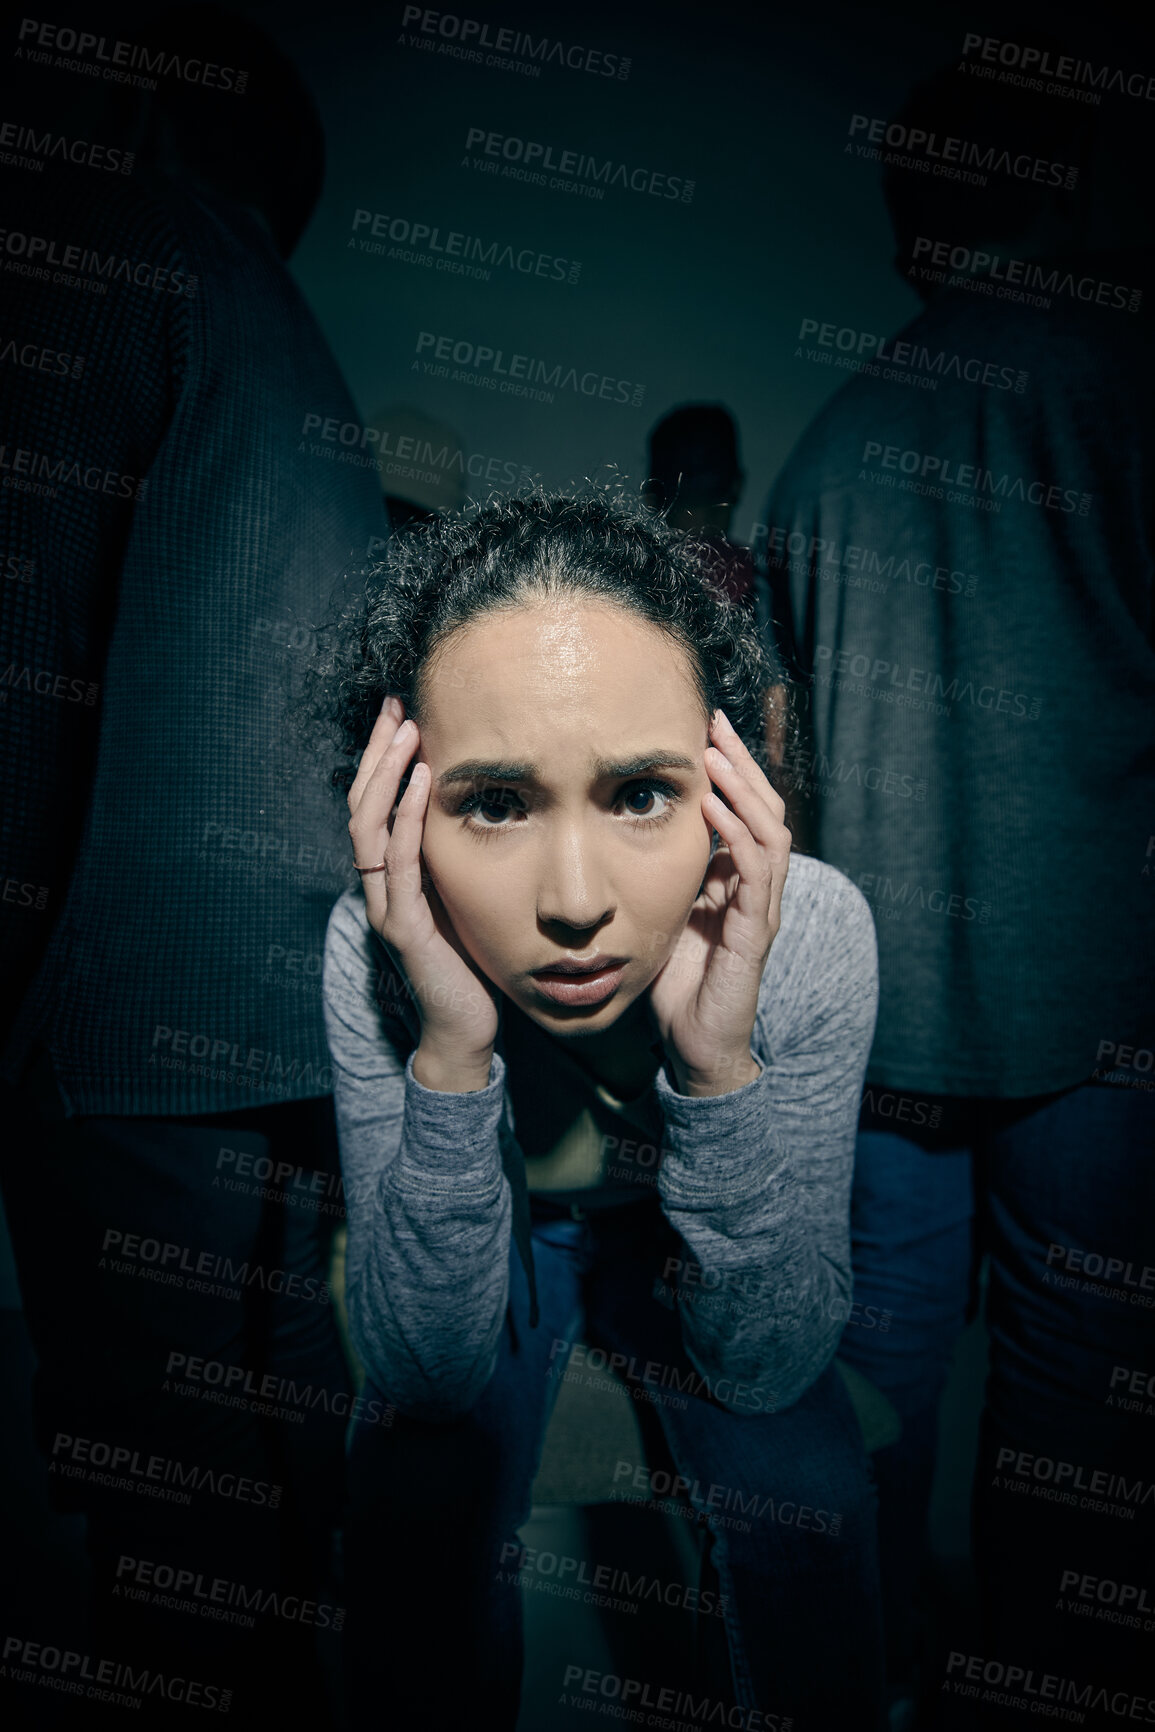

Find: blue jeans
<box><xmin>344</xmin><ymin>1195</ymin><xmax>885</xmax><ymax>1732</ymax></box>
<box><xmin>836</xmin><ymin>1078</ymin><xmax>1155</xmax><ymax>1714</ymax></box>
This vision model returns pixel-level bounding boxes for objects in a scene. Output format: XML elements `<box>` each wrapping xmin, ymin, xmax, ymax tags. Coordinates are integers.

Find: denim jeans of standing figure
<box><xmin>343</xmin><ymin>1194</ymin><xmax>886</xmax><ymax>1732</ymax></box>
<box><xmin>835</xmin><ymin>1078</ymin><xmax>1155</xmax><ymax>1725</ymax></box>
<box><xmin>0</xmin><ymin>1046</ymin><xmax>352</xmax><ymax>1731</ymax></box>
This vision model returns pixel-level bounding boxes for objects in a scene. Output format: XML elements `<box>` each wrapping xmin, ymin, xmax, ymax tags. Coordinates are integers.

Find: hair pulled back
<box><xmin>309</xmin><ymin>484</ymin><xmax>795</xmax><ymax>799</ymax></box>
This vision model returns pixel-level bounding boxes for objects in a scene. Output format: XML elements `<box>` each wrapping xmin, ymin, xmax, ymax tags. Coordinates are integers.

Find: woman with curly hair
<box><xmin>317</xmin><ymin>489</ymin><xmax>885</xmax><ymax>1730</ymax></box>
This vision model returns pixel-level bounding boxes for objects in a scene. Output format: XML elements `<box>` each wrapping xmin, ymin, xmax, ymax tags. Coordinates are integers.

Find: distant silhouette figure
<box><xmin>643</xmin><ymin>403</ymin><xmax>757</xmax><ymax>609</ymax></box>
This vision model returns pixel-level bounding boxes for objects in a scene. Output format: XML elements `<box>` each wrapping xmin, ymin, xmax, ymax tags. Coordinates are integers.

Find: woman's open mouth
<box><xmin>529</xmin><ymin>958</ymin><xmax>627</xmax><ymax>1007</ymax></box>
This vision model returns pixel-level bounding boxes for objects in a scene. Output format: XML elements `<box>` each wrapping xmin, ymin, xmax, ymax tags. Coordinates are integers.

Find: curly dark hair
<box><xmin>305</xmin><ymin>483</ymin><xmax>798</xmax><ymax>801</ymax></box>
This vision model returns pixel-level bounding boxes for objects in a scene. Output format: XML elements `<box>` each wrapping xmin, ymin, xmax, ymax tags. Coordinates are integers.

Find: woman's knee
<box><xmin>680</xmin><ymin>1369</ymin><xmax>877</xmax><ymax>1541</ymax></box>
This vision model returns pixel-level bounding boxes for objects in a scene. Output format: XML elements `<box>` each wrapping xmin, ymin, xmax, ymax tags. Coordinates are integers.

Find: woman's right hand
<box><xmin>347</xmin><ymin>695</ymin><xmax>501</xmax><ymax>1087</ymax></box>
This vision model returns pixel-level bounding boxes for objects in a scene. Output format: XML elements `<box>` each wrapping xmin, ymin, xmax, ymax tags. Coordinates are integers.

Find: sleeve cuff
<box><xmin>398</xmin><ymin>1047</ymin><xmax>508</xmax><ymax>1181</ymax></box>
<box><xmin>653</xmin><ymin>1051</ymin><xmax>785</xmax><ymax>1206</ymax></box>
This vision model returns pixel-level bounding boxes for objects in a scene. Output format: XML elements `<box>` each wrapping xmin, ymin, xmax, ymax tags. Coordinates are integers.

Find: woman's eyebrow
<box><xmin>436</xmin><ymin>749</ymin><xmax>697</xmax><ymax>789</ymax></box>
<box><xmin>592</xmin><ymin>750</ymin><xmax>698</xmax><ymax>778</ymax></box>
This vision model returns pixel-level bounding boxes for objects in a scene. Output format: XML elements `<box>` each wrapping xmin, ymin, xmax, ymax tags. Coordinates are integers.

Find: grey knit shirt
<box><xmin>322</xmin><ymin>852</ymin><xmax>878</xmax><ymax>1422</ymax></box>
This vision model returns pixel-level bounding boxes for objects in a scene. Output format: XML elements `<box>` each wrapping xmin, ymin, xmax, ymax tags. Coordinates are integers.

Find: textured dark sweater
<box><xmin>321</xmin><ymin>853</ymin><xmax>878</xmax><ymax>1422</ymax></box>
<box><xmin>0</xmin><ymin>163</ymin><xmax>386</xmax><ymax>1114</ymax></box>
<box><xmin>760</xmin><ymin>269</ymin><xmax>1155</xmax><ymax>1098</ymax></box>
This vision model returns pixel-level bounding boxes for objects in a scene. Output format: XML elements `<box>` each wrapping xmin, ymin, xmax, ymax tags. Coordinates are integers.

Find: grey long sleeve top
<box><xmin>321</xmin><ymin>851</ymin><xmax>878</xmax><ymax>1423</ymax></box>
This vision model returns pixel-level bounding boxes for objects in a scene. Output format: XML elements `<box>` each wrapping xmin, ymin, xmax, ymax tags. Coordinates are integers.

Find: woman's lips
<box><xmin>530</xmin><ymin>963</ymin><xmax>627</xmax><ymax>1006</ymax></box>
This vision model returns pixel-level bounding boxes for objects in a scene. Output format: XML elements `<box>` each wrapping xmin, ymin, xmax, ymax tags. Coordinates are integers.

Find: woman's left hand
<box><xmin>648</xmin><ymin>709</ymin><xmax>791</xmax><ymax>1096</ymax></box>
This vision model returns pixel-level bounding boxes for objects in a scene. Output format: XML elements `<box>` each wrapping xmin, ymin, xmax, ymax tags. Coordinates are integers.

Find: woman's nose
<box><xmin>535</xmin><ymin>825</ymin><xmax>613</xmax><ymax>933</ymax></box>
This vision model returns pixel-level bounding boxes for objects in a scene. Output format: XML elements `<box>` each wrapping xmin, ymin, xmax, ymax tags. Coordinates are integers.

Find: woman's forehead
<box><xmin>434</xmin><ymin>596</ymin><xmax>665</xmax><ymax>657</ymax></box>
<box><xmin>420</xmin><ymin>601</ymin><xmax>704</xmax><ymax>730</ymax></box>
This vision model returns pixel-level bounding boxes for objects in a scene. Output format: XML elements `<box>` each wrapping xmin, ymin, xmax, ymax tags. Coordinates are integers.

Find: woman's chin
<box><xmin>521</xmin><ymin>992</ymin><xmax>624</xmax><ymax>1026</ymax></box>
<box><xmin>518</xmin><ymin>983</ymin><xmax>655</xmax><ymax>1043</ymax></box>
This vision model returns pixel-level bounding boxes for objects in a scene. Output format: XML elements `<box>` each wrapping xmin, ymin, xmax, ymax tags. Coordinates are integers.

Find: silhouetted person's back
<box><xmin>759</xmin><ymin>47</ymin><xmax>1155</xmax><ymax>1721</ymax></box>
<box><xmin>764</xmin><ymin>73</ymin><xmax>1153</xmax><ymax>1095</ymax></box>
<box><xmin>0</xmin><ymin>9</ymin><xmax>385</xmax><ymax>1725</ymax></box>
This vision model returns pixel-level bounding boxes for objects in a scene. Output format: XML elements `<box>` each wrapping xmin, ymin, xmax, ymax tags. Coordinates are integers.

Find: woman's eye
<box><xmin>478</xmin><ymin>797</ymin><xmax>514</xmax><ymax>824</ymax></box>
<box><xmin>618</xmin><ymin>780</ymin><xmax>679</xmax><ymax>824</ymax></box>
<box><xmin>460</xmin><ymin>788</ymin><xmax>524</xmax><ymax>827</ymax></box>
<box><xmin>458</xmin><ymin>779</ymin><xmax>679</xmax><ymax>835</ymax></box>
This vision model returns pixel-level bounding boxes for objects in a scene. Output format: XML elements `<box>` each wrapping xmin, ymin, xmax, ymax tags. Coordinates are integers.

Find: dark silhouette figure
<box><xmin>0</xmin><ymin>7</ymin><xmax>386</xmax><ymax>1724</ymax></box>
<box><xmin>758</xmin><ymin>49</ymin><xmax>1155</xmax><ymax>1732</ymax></box>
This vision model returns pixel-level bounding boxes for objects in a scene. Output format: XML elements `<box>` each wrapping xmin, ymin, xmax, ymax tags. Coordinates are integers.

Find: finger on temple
<box><xmin>383</xmin><ymin>762</ymin><xmax>430</xmax><ymax>910</ymax></box>
<box><xmin>349</xmin><ymin>729</ymin><xmax>419</xmax><ymax>890</ymax></box>
<box><xmin>348</xmin><ymin>700</ymin><xmax>404</xmax><ymax>808</ymax></box>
